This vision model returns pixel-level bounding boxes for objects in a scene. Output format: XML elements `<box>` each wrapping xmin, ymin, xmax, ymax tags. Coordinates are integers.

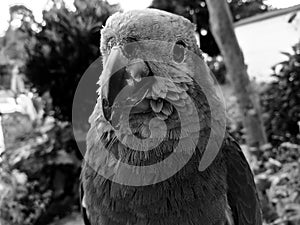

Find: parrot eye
<box><xmin>123</xmin><ymin>37</ymin><xmax>139</xmax><ymax>58</ymax></box>
<box><xmin>124</xmin><ymin>43</ymin><xmax>136</xmax><ymax>57</ymax></box>
<box><xmin>172</xmin><ymin>41</ymin><xmax>186</xmax><ymax>63</ymax></box>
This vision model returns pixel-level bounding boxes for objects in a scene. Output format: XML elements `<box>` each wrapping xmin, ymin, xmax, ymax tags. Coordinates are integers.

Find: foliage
<box><xmin>0</xmin><ymin>2</ymin><xmax>120</xmax><ymax>223</ymax></box>
<box><xmin>150</xmin><ymin>0</ymin><xmax>268</xmax><ymax>56</ymax></box>
<box><xmin>0</xmin><ymin>29</ymin><xmax>28</xmax><ymax>64</ymax></box>
<box><xmin>9</xmin><ymin>5</ymin><xmax>35</xmax><ymax>22</ymax></box>
<box><xmin>24</xmin><ymin>0</ymin><xmax>119</xmax><ymax>121</ymax></box>
<box><xmin>0</xmin><ymin>5</ymin><xmax>34</xmax><ymax>65</ymax></box>
<box><xmin>0</xmin><ymin>120</ymin><xmax>81</xmax><ymax>225</ymax></box>
<box><xmin>253</xmin><ymin>142</ymin><xmax>300</xmax><ymax>224</ymax></box>
<box><xmin>261</xmin><ymin>42</ymin><xmax>300</xmax><ymax>146</ymax></box>
<box><xmin>0</xmin><ymin>65</ymin><xmax>13</xmax><ymax>89</ymax></box>
<box><xmin>1</xmin><ymin>112</ymin><xmax>33</xmax><ymax>147</ymax></box>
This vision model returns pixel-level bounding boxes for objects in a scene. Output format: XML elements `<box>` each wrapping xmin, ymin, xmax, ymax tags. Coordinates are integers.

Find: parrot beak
<box><xmin>101</xmin><ymin>46</ymin><xmax>151</xmax><ymax>128</ymax></box>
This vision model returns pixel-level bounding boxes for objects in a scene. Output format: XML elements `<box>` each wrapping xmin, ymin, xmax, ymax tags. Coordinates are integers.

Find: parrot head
<box><xmin>99</xmin><ymin>9</ymin><xmax>213</xmax><ymax>133</ymax></box>
<box><xmin>92</xmin><ymin>8</ymin><xmax>225</xmax><ymax>174</ymax></box>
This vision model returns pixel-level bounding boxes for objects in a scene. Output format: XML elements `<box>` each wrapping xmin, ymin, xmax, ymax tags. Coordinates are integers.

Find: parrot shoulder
<box><xmin>223</xmin><ymin>135</ymin><xmax>262</xmax><ymax>225</ymax></box>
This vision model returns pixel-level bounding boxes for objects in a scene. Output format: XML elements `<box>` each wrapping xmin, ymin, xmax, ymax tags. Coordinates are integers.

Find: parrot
<box><xmin>80</xmin><ymin>9</ymin><xmax>262</xmax><ymax>225</ymax></box>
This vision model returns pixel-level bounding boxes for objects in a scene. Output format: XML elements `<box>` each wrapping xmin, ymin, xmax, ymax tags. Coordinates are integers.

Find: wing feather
<box><xmin>224</xmin><ymin>137</ymin><xmax>262</xmax><ymax>225</ymax></box>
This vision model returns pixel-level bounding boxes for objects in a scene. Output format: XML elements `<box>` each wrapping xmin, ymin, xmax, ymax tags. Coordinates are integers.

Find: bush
<box><xmin>261</xmin><ymin>41</ymin><xmax>300</xmax><ymax>145</ymax></box>
<box><xmin>254</xmin><ymin>142</ymin><xmax>300</xmax><ymax>224</ymax></box>
<box><xmin>0</xmin><ymin>122</ymin><xmax>81</xmax><ymax>225</ymax></box>
<box><xmin>24</xmin><ymin>0</ymin><xmax>119</xmax><ymax>121</ymax></box>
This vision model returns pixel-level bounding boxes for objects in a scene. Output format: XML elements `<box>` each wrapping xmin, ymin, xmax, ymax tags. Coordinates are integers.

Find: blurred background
<box><xmin>0</xmin><ymin>0</ymin><xmax>299</xmax><ymax>224</ymax></box>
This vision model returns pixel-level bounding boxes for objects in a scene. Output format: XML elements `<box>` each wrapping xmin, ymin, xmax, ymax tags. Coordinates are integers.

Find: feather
<box><xmin>224</xmin><ymin>136</ymin><xmax>262</xmax><ymax>225</ymax></box>
<box><xmin>166</xmin><ymin>92</ymin><xmax>180</xmax><ymax>101</ymax></box>
<box><xmin>150</xmin><ymin>99</ymin><xmax>164</xmax><ymax>113</ymax></box>
<box><xmin>161</xmin><ymin>102</ymin><xmax>173</xmax><ymax>116</ymax></box>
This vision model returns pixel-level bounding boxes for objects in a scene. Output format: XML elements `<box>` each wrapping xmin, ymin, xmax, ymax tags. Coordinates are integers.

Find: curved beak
<box><xmin>101</xmin><ymin>47</ymin><xmax>128</xmax><ymax>106</ymax></box>
<box><xmin>100</xmin><ymin>46</ymin><xmax>151</xmax><ymax>127</ymax></box>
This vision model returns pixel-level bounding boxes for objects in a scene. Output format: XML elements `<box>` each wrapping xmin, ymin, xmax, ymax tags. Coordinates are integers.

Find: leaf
<box><xmin>280</xmin><ymin>51</ymin><xmax>291</xmax><ymax>57</ymax></box>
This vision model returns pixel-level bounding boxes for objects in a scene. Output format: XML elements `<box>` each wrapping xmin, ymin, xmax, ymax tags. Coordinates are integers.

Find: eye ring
<box><xmin>172</xmin><ymin>40</ymin><xmax>186</xmax><ymax>63</ymax></box>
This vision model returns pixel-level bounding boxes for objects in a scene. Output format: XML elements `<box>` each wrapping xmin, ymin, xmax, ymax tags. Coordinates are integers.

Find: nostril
<box><xmin>102</xmin><ymin>98</ymin><xmax>111</xmax><ymax>121</ymax></box>
<box><xmin>102</xmin><ymin>98</ymin><xmax>109</xmax><ymax>108</ymax></box>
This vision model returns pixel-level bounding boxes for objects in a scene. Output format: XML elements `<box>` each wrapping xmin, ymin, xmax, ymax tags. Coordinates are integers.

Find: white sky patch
<box><xmin>0</xmin><ymin>0</ymin><xmax>299</xmax><ymax>36</ymax></box>
<box><xmin>266</xmin><ymin>0</ymin><xmax>300</xmax><ymax>8</ymax></box>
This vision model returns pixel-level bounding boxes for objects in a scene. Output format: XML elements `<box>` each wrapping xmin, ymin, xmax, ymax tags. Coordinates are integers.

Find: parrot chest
<box><xmin>82</xmin><ymin>150</ymin><xmax>230</xmax><ymax>225</ymax></box>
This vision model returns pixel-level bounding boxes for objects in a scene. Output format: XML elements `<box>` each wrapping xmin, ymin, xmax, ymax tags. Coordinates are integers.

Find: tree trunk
<box><xmin>206</xmin><ymin>0</ymin><xmax>267</xmax><ymax>147</ymax></box>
